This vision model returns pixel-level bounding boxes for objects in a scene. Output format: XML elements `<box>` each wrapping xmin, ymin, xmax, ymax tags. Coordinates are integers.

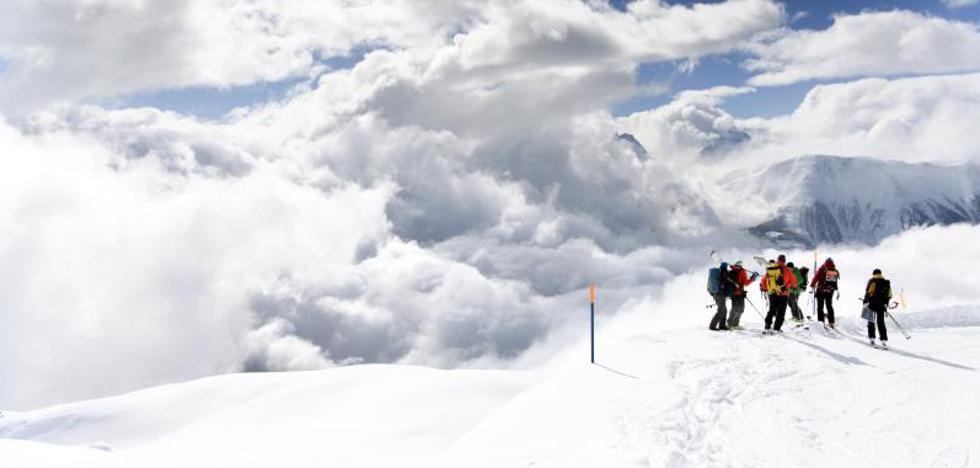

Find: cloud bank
<box><xmin>621</xmin><ymin>72</ymin><xmax>980</xmax><ymax>165</ymax></box>
<box><xmin>745</xmin><ymin>10</ymin><xmax>980</xmax><ymax>86</ymax></box>
<box><xmin>0</xmin><ymin>0</ymin><xmax>784</xmax><ymax>114</ymax></box>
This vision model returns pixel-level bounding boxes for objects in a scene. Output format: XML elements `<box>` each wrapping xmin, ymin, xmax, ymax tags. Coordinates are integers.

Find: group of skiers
<box><xmin>707</xmin><ymin>254</ymin><xmax>895</xmax><ymax>348</ymax></box>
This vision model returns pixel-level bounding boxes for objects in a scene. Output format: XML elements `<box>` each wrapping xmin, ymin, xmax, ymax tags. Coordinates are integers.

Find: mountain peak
<box><xmin>725</xmin><ymin>155</ymin><xmax>980</xmax><ymax>246</ymax></box>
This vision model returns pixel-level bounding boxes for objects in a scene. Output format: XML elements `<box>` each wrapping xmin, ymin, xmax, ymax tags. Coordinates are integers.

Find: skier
<box><xmin>864</xmin><ymin>268</ymin><xmax>893</xmax><ymax>348</ymax></box>
<box><xmin>726</xmin><ymin>261</ymin><xmax>758</xmax><ymax>330</ymax></box>
<box><xmin>809</xmin><ymin>258</ymin><xmax>840</xmax><ymax>328</ymax></box>
<box><xmin>707</xmin><ymin>262</ymin><xmax>733</xmax><ymax>330</ymax></box>
<box><xmin>786</xmin><ymin>262</ymin><xmax>805</xmax><ymax>323</ymax></box>
<box><xmin>761</xmin><ymin>255</ymin><xmax>798</xmax><ymax>333</ymax></box>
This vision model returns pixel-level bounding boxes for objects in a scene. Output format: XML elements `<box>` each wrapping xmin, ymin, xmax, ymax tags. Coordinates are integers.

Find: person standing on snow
<box><xmin>726</xmin><ymin>261</ymin><xmax>758</xmax><ymax>330</ymax></box>
<box><xmin>761</xmin><ymin>254</ymin><xmax>798</xmax><ymax>333</ymax></box>
<box><xmin>864</xmin><ymin>268</ymin><xmax>893</xmax><ymax>348</ymax></box>
<box><xmin>786</xmin><ymin>262</ymin><xmax>805</xmax><ymax>323</ymax></box>
<box><xmin>810</xmin><ymin>258</ymin><xmax>840</xmax><ymax>328</ymax></box>
<box><xmin>708</xmin><ymin>262</ymin><xmax>734</xmax><ymax>330</ymax></box>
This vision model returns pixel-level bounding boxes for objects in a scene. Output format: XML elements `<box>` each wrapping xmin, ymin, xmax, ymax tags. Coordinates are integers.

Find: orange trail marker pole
<box><xmin>590</xmin><ymin>284</ymin><xmax>596</xmax><ymax>364</ymax></box>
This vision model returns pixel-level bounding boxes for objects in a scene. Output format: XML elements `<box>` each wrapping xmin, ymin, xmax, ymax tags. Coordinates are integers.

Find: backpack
<box><xmin>867</xmin><ymin>278</ymin><xmax>890</xmax><ymax>305</ymax></box>
<box><xmin>707</xmin><ymin>263</ymin><xmax>728</xmax><ymax>295</ymax></box>
<box><xmin>822</xmin><ymin>269</ymin><xmax>840</xmax><ymax>292</ymax></box>
<box><xmin>707</xmin><ymin>267</ymin><xmax>722</xmax><ymax>294</ymax></box>
<box><xmin>766</xmin><ymin>265</ymin><xmax>784</xmax><ymax>295</ymax></box>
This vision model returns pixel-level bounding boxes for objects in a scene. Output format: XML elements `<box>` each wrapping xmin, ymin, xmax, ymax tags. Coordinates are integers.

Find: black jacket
<box><xmin>863</xmin><ymin>276</ymin><xmax>892</xmax><ymax>312</ymax></box>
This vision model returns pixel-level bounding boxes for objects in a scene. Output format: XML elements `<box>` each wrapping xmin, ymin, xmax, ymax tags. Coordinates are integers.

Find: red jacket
<box><xmin>810</xmin><ymin>260</ymin><xmax>839</xmax><ymax>293</ymax></box>
<box><xmin>729</xmin><ymin>265</ymin><xmax>755</xmax><ymax>297</ymax></box>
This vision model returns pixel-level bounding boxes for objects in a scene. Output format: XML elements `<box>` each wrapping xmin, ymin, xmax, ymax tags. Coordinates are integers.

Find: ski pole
<box><xmin>744</xmin><ymin>296</ymin><xmax>766</xmax><ymax>320</ymax></box>
<box><xmin>885</xmin><ymin>310</ymin><xmax>912</xmax><ymax>340</ymax></box>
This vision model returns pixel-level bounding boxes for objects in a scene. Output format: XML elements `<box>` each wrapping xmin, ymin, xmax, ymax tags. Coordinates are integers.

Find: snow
<box><xmin>3</xmin><ymin>297</ymin><xmax>980</xmax><ymax>467</ymax></box>
<box><xmin>0</xmin><ymin>367</ymin><xmax>535</xmax><ymax>468</ymax></box>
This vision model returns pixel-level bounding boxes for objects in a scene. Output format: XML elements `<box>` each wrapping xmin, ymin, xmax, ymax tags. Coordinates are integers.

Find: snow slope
<box><xmin>0</xmin><ymin>367</ymin><xmax>535</xmax><ymax>468</ymax></box>
<box><xmin>719</xmin><ymin>155</ymin><xmax>980</xmax><ymax>246</ymax></box>
<box><xmin>3</xmin><ymin>301</ymin><xmax>980</xmax><ymax>467</ymax></box>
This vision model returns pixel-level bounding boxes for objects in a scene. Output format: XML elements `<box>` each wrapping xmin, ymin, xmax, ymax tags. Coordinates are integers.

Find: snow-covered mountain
<box><xmin>724</xmin><ymin>155</ymin><xmax>980</xmax><ymax>246</ymax></box>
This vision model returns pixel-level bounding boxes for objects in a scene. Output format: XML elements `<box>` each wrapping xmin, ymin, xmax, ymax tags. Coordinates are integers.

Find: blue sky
<box><xmin>610</xmin><ymin>0</ymin><xmax>980</xmax><ymax>117</ymax></box>
<box><xmin>104</xmin><ymin>0</ymin><xmax>979</xmax><ymax>120</ymax></box>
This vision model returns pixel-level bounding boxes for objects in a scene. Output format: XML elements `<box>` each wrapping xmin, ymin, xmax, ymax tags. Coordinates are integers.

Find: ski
<box><xmin>821</xmin><ymin>323</ymin><xmax>840</xmax><ymax>336</ymax></box>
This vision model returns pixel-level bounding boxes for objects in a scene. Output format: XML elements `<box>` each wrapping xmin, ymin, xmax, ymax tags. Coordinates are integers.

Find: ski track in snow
<box><xmin>612</xmin><ymin>328</ymin><xmax>828</xmax><ymax>467</ymax></box>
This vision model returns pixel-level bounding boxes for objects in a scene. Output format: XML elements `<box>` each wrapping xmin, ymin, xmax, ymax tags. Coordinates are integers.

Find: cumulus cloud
<box><xmin>617</xmin><ymin>86</ymin><xmax>754</xmax><ymax>160</ymax></box>
<box><xmin>743</xmin><ymin>72</ymin><xmax>980</xmax><ymax>164</ymax></box>
<box><xmin>0</xmin><ymin>117</ymin><xmax>394</xmax><ymax>408</ymax></box>
<box><xmin>0</xmin><ymin>0</ymin><xmax>784</xmax><ymax>114</ymax></box>
<box><xmin>620</xmin><ymin>71</ymin><xmax>980</xmax><ymax>169</ymax></box>
<box><xmin>744</xmin><ymin>10</ymin><xmax>980</xmax><ymax>86</ymax></box>
<box><xmin>0</xmin><ymin>0</ymin><xmax>478</xmax><ymax>113</ymax></box>
<box><xmin>0</xmin><ymin>95</ymin><xmax>747</xmax><ymax>410</ymax></box>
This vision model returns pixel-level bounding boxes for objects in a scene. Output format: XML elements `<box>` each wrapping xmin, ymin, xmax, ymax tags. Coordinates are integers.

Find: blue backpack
<box><xmin>707</xmin><ymin>262</ymin><xmax>728</xmax><ymax>295</ymax></box>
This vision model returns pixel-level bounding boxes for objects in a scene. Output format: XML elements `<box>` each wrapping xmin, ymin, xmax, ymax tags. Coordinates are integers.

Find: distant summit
<box><xmin>615</xmin><ymin>132</ymin><xmax>648</xmax><ymax>159</ymax></box>
<box><xmin>724</xmin><ymin>155</ymin><xmax>980</xmax><ymax>246</ymax></box>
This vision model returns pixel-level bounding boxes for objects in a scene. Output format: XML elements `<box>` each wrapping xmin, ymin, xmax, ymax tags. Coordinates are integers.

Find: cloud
<box><xmin>0</xmin><ymin>91</ymin><xmax>747</xmax><ymax>409</ymax></box>
<box><xmin>0</xmin><ymin>0</ymin><xmax>784</xmax><ymax>114</ymax></box>
<box><xmin>744</xmin><ymin>72</ymin><xmax>980</xmax><ymax>164</ymax></box>
<box><xmin>0</xmin><ymin>117</ymin><xmax>395</xmax><ymax>408</ymax></box>
<box><xmin>621</xmin><ymin>71</ymin><xmax>980</xmax><ymax>169</ymax></box>
<box><xmin>617</xmin><ymin>86</ymin><xmax>754</xmax><ymax>159</ymax></box>
<box><xmin>743</xmin><ymin>10</ymin><xmax>980</xmax><ymax>86</ymax></box>
<box><xmin>942</xmin><ymin>0</ymin><xmax>978</xmax><ymax>8</ymax></box>
<box><xmin>0</xmin><ymin>0</ymin><xmax>473</xmax><ymax>114</ymax></box>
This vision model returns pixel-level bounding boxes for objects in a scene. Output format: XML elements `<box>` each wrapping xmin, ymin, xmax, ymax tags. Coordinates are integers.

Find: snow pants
<box><xmin>728</xmin><ymin>296</ymin><xmax>746</xmax><ymax>328</ymax></box>
<box><xmin>816</xmin><ymin>292</ymin><xmax>835</xmax><ymax>324</ymax></box>
<box><xmin>765</xmin><ymin>294</ymin><xmax>788</xmax><ymax>331</ymax></box>
<box><xmin>867</xmin><ymin>308</ymin><xmax>888</xmax><ymax>341</ymax></box>
<box><xmin>709</xmin><ymin>294</ymin><xmax>728</xmax><ymax>330</ymax></box>
<box><xmin>788</xmin><ymin>293</ymin><xmax>803</xmax><ymax>320</ymax></box>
